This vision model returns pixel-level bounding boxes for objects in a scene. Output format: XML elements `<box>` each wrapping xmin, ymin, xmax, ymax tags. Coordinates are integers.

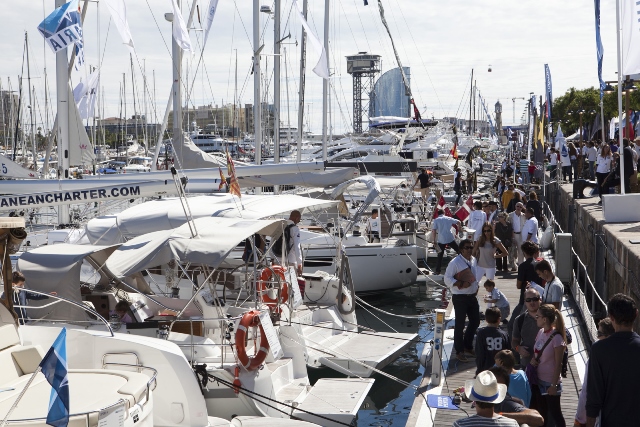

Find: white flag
<box><xmin>293</xmin><ymin>0</ymin><xmax>329</xmax><ymax>79</ymax></box>
<box><xmin>104</xmin><ymin>0</ymin><xmax>136</xmax><ymax>56</ymax></box>
<box><xmin>622</xmin><ymin>0</ymin><xmax>640</xmax><ymax>75</ymax></box>
<box><xmin>171</xmin><ymin>0</ymin><xmax>192</xmax><ymax>52</ymax></box>
<box><xmin>73</xmin><ymin>69</ymin><xmax>100</xmax><ymax>120</ymax></box>
<box><xmin>203</xmin><ymin>0</ymin><xmax>219</xmax><ymax>48</ymax></box>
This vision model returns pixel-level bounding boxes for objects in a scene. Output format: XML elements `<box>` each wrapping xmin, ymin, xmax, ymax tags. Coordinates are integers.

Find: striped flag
<box><xmin>454</xmin><ymin>195</ymin><xmax>474</xmax><ymax>223</ymax></box>
<box><xmin>40</xmin><ymin>328</ymin><xmax>69</xmax><ymax>427</ymax></box>
<box><xmin>226</xmin><ymin>151</ymin><xmax>241</xmax><ymax>197</ymax></box>
<box><xmin>218</xmin><ymin>167</ymin><xmax>227</xmax><ymax>191</ymax></box>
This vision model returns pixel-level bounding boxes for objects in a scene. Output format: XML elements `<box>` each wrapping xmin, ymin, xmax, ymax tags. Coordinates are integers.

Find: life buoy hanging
<box><xmin>257</xmin><ymin>265</ymin><xmax>289</xmax><ymax>307</ymax></box>
<box><xmin>235</xmin><ymin>310</ymin><xmax>269</xmax><ymax>371</ymax></box>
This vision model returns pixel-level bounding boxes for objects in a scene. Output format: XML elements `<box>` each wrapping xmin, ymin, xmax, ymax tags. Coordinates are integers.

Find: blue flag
<box><xmin>37</xmin><ymin>0</ymin><xmax>83</xmax><ymax>55</ymax></box>
<box><xmin>544</xmin><ymin>64</ymin><xmax>552</xmax><ymax>121</ymax></box>
<box><xmin>594</xmin><ymin>0</ymin><xmax>605</xmax><ymax>99</ymax></box>
<box><xmin>39</xmin><ymin>328</ymin><xmax>69</xmax><ymax>427</ymax></box>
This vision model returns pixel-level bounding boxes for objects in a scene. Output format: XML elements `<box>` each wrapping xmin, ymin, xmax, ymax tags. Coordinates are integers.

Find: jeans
<box><xmin>451</xmin><ymin>293</ymin><xmax>480</xmax><ymax>353</ymax></box>
<box><xmin>572</xmin><ymin>159</ymin><xmax>578</xmax><ymax>181</ymax></box>
<box><xmin>521</xmin><ymin>171</ymin><xmax>530</xmax><ymax>185</ymax></box>
<box><xmin>550</xmin><ymin>165</ymin><xmax>557</xmax><ymax>180</ymax></box>
<box><xmin>532</xmin><ymin>380</ymin><xmax>566</xmax><ymax>427</ymax></box>
<box><xmin>596</xmin><ymin>172</ymin><xmax>609</xmax><ymax>199</ymax></box>
<box><xmin>562</xmin><ymin>165</ymin><xmax>572</xmax><ymax>182</ymax></box>
<box><xmin>435</xmin><ymin>240</ymin><xmax>459</xmax><ymax>274</ymax></box>
<box><xmin>589</xmin><ymin>161</ymin><xmax>595</xmax><ymax>180</ymax></box>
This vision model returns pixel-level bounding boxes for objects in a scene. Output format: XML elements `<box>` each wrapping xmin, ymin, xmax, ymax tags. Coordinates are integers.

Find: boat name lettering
<box><xmin>0</xmin><ymin>186</ymin><xmax>141</xmax><ymax>208</ymax></box>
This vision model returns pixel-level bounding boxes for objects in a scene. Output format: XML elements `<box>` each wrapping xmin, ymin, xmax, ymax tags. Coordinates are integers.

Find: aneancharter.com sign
<box><xmin>0</xmin><ymin>184</ymin><xmax>155</xmax><ymax>211</ymax></box>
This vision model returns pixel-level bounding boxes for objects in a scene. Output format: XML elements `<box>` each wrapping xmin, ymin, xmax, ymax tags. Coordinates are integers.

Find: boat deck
<box><xmin>407</xmin><ymin>268</ymin><xmax>588</xmax><ymax>426</ymax></box>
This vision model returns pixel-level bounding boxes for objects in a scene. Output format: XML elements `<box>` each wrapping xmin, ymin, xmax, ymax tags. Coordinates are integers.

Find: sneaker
<box><xmin>456</xmin><ymin>353</ymin><xmax>468</xmax><ymax>363</ymax></box>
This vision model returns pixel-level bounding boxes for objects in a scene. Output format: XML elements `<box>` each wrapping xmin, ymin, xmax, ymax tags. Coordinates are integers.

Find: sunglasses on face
<box><xmin>525</xmin><ymin>297</ymin><xmax>540</xmax><ymax>303</ymax></box>
<box><xmin>483</xmin><ymin>229</ymin><xmax>492</xmax><ymax>232</ymax></box>
<box><xmin>462</xmin><ymin>246</ymin><xmax>473</xmax><ymax>250</ymax></box>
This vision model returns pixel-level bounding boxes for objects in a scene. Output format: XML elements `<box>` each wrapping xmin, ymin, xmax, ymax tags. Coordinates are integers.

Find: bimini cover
<box><xmin>105</xmin><ymin>217</ymin><xmax>287</xmax><ymax>278</ymax></box>
<box><xmin>85</xmin><ymin>194</ymin><xmax>338</xmax><ymax>245</ymax></box>
<box><xmin>16</xmin><ymin>244</ymin><xmax>119</xmax><ymax>321</ymax></box>
<box><xmin>330</xmin><ymin>175</ymin><xmax>381</xmax><ymax>207</ymax></box>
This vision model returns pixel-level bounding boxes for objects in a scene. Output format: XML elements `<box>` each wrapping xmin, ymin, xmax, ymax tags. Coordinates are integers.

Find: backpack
<box><xmin>272</xmin><ymin>223</ymin><xmax>295</xmax><ymax>256</ymax></box>
<box><xmin>516</xmin><ymin>313</ymin><xmax>572</xmax><ymax>377</ymax></box>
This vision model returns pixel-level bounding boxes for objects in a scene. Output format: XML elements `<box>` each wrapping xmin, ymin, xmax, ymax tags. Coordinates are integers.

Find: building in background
<box><xmin>371</xmin><ymin>67</ymin><xmax>411</xmax><ymax>118</ymax></box>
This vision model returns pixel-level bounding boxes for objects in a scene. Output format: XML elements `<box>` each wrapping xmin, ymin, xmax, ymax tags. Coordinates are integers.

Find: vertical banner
<box><xmin>594</xmin><ymin>0</ymin><xmax>605</xmax><ymax>98</ymax></box>
<box><xmin>544</xmin><ymin>64</ymin><xmax>553</xmax><ymax>121</ymax></box>
<box><xmin>622</xmin><ymin>0</ymin><xmax>640</xmax><ymax>75</ymax></box>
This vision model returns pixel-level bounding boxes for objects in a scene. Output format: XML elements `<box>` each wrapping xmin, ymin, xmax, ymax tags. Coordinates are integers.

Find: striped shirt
<box><xmin>453</xmin><ymin>414</ymin><xmax>519</xmax><ymax>426</ymax></box>
<box><xmin>519</xmin><ymin>159</ymin><xmax>528</xmax><ymax>173</ymax></box>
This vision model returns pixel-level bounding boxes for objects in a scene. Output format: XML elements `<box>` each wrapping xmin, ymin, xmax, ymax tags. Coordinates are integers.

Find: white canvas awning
<box><xmin>16</xmin><ymin>244</ymin><xmax>119</xmax><ymax>321</ymax></box>
<box><xmin>104</xmin><ymin>217</ymin><xmax>286</xmax><ymax>278</ymax></box>
<box><xmin>85</xmin><ymin>194</ymin><xmax>338</xmax><ymax>245</ymax></box>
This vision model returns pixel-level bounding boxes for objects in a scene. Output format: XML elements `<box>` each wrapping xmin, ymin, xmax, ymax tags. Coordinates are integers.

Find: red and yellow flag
<box><xmin>226</xmin><ymin>150</ymin><xmax>241</xmax><ymax>197</ymax></box>
<box><xmin>218</xmin><ymin>167</ymin><xmax>227</xmax><ymax>191</ymax></box>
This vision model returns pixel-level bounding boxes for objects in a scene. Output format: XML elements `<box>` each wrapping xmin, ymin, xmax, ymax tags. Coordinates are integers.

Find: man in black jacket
<box><xmin>586</xmin><ymin>293</ymin><xmax>640</xmax><ymax>427</ymax></box>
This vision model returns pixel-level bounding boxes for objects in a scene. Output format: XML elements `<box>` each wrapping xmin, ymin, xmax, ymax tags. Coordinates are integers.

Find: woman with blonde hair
<box><xmin>530</xmin><ymin>304</ymin><xmax>567</xmax><ymax>426</ymax></box>
<box><xmin>473</xmin><ymin>222</ymin><xmax>508</xmax><ymax>280</ymax></box>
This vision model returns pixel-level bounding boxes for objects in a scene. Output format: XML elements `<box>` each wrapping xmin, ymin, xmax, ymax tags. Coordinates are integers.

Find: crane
<box><xmin>512</xmin><ymin>98</ymin><xmax>525</xmax><ymax>124</ymax></box>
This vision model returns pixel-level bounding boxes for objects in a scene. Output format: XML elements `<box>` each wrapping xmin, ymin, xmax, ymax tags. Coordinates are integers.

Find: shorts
<box><xmin>476</xmin><ymin>266</ymin><xmax>496</xmax><ymax>280</ymax></box>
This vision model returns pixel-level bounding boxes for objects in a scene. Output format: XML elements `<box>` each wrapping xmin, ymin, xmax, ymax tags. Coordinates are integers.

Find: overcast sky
<box><xmin>0</xmin><ymin>0</ymin><xmax>619</xmax><ymax>136</ymax></box>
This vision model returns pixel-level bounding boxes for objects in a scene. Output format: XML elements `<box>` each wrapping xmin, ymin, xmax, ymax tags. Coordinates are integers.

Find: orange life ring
<box><xmin>235</xmin><ymin>310</ymin><xmax>270</xmax><ymax>371</ymax></box>
<box><xmin>257</xmin><ymin>266</ymin><xmax>289</xmax><ymax>307</ymax></box>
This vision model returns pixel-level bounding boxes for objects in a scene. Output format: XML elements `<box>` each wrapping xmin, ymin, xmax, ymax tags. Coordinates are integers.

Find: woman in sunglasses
<box><xmin>473</xmin><ymin>222</ymin><xmax>508</xmax><ymax>281</ymax></box>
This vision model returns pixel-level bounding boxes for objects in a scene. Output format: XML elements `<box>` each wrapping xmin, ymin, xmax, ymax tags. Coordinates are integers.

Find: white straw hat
<box><xmin>464</xmin><ymin>370</ymin><xmax>507</xmax><ymax>404</ymax></box>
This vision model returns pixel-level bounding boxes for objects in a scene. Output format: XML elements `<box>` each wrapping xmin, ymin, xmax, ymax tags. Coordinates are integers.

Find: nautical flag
<box><xmin>226</xmin><ymin>151</ymin><xmax>241</xmax><ymax>197</ymax></box>
<box><xmin>218</xmin><ymin>167</ymin><xmax>226</xmax><ymax>191</ymax></box>
<box><xmin>432</xmin><ymin>196</ymin><xmax>453</xmax><ymax>219</ymax></box>
<box><xmin>544</xmin><ymin>64</ymin><xmax>552</xmax><ymax>120</ymax></box>
<box><xmin>293</xmin><ymin>0</ymin><xmax>329</xmax><ymax>79</ymax></box>
<box><xmin>454</xmin><ymin>195</ymin><xmax>473</xmax><ymax>223</ymax></box>
<box><xmin>621</xmin><ymin>0</ymin><xmax>640</xmax><ymax>75</ymax></box>
<box><xmin>40</xmin><ymin>328</ymin><xmax>69</xmax><ymax>427</ymax></box>
<box><xmin>536</xmin><ymin>116</ymin><xmax>544</xmax><ymax>150</ymax></box>
<box><xmin>104</xmin><ymin>0</ymin><xmax>136</xmax><ymax>56</ymax></box>
<box><xmin>411</xmin><ymin>98</ymin><xmax>422</xmax><ymax>122</ymax></box>
<box><xmin>73</xmin><ymin>69</ymin><xmax>99</xmax><ymax>120</ymax></box>
<box><xmin>171</xmin><ymin>0</ymin><xmax>193</xmax><ymax>52</ymax></box>
<box><xmin>203</xmin><ymin>0</ymin><xmax>219</xmax><ymax>48</ymax></box>
<box><xmin>37</xmin><ymin>0</ymin><xmax>83</xmax><ymax>57</ymax></box>
<box><xmin>507</xmin><ymin>127</ymin><xmax>513</xmax><ymax>139</ymax></box>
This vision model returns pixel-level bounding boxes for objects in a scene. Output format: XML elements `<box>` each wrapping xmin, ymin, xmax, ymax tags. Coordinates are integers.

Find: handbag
<box><xmin>525</xmin><ymin>331</ymin><xmax>559</xmax><ymax>385</ymax></box>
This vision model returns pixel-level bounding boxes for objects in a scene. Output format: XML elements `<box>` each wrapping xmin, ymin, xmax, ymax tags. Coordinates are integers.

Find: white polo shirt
<box><xmin>522</xmin><ymin>216</ymin><xmax>539</xmax><ymax>244</ymax></box>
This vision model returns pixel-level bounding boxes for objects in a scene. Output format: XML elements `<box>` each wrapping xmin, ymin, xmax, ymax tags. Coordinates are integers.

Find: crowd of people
<box><xmin>440</xmin><ymin>157</ymin><xmax>640</xmax><ymax>426</ymax></box>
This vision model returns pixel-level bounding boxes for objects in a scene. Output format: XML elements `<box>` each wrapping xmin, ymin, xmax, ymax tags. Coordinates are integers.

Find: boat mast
<box><xmin>55</xmin><ymin>0</ymin><xmax>70</xmax><ymax>223</ymax></box>
<box><xmin>296</xmin><ymin>0</ymin><xmax>308</xmax><ymax>163</ymax></box>
<box><xmin>130</xmin><ymin>54</ymin><xmax>139</xmax><ymax>146</ymax></box>
<box><xmin>321</xmin><ymin>0</ymin><xmax>329</xmax><ymax>161</ymax></box>
<box><xmin>234</xmin><ymin>50</ymin><xmax>238</xmax><ymax>142</ymax></box>
<box><xmin>25</xmin><ymin>32</ymin><xmax>38</xmax><ymax>169</ymax></box>
<box><xmin>143</xmin><ymin>59</ymin><xmax>148</xmax><ymax>153</ymax></box>
<box><xmin>468</xmin><ymin>68</ymin><xmax>473</xmax><ymax>136</ymax></box>
<box><xmin>274</xmin><ymin>0</ymin><xmax>281</xmax><ymax>165</ymax></box>
<box><xmin>253</xmin><ymin>0</ymin><xmax>262</xmax><ymax>165</ymax></box>
<box><xmin>172</xmin><ymin>0</ymin><xmax>184</xmax><ymax>166</ymax></box>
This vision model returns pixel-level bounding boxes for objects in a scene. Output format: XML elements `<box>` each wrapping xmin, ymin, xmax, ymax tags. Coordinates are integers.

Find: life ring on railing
<box><xmin>257</xmin><ymin>266</ymin><xmax>289</xmax><ymax>307</ymax></box>
<box><xmin>235</xmin><ymin>310</ymin><xmax>269</xmax><ymax>371</ymax></box>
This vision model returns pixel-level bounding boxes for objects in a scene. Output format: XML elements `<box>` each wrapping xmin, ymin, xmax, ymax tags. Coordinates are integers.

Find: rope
<box><xmin>287</xmin><ymin>320</ymin><xmax>433</xmax><ymax>344</ymax></box>
<box><xmin>355</xmin><ymin>295</ymin><xmax>435</xmax><ymax>319</ymax></box>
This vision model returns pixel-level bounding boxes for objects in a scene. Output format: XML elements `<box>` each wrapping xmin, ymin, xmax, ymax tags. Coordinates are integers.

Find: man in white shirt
<box><xmin>522</xmin><ymin>207</ymin><xmax>539</xmax><ymax>244</ymax></box>
<box><xmin>508</xmin><ymin>202</ymin><xmax>526</xmax><ymax>266</ymax></box>
<box><xmin>431</xmin><ymin>211</ymin><xmax>462</xmax><ymax>274</ymax></box>
<box><xmin>365</xmin><ymin>209</ymin><xmax>381</xmax><ymax>243</ymax></box>
<box><xmin>468</xmin><ymin>200</ymin><xmax>488</xmax><ymax>241</ymax></box>
<box><xmin>444</xmin><ymin>238</ymin><xmax>480</xmax><ymax>362</ymax></box>
<box><xmin>534</xmin><ymin>259</ymin><xmax>563</xmax><ymax>310</ymax></box>
<box><xmin>276</xmin><ymin>210</ymin><xmax>303</xmax><ymax>275</ymax></box>
<box><xmin>549</xmin><ymin>147</ymin><xmax>559</xmax><ymax>180</ymax></box>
